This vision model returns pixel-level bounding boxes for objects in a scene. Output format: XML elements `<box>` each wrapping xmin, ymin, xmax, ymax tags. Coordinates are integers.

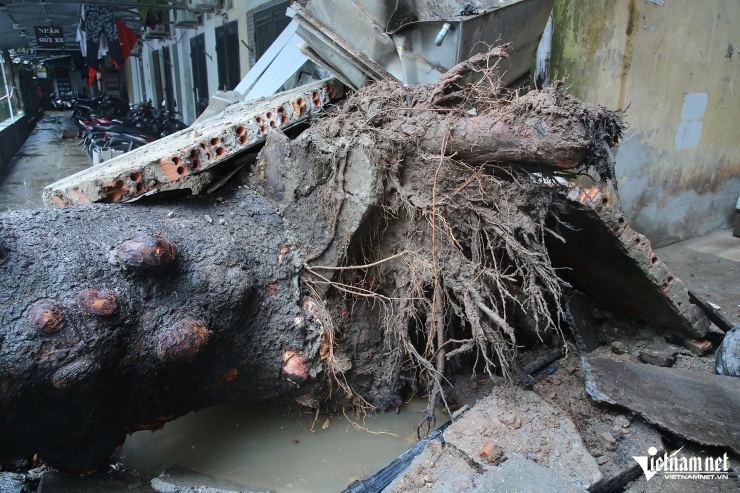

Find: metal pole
<box><xmin>0</xmin><ymin>52</ymin><xmax>15</xmax><ymax>124</ymax></box>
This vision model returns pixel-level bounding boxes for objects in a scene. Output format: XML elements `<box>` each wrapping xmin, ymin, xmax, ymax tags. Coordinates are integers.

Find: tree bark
<box><xmin>0</xmin><ymin>82</ymin><xmax>623</xmax><ymax>473</ymax></box>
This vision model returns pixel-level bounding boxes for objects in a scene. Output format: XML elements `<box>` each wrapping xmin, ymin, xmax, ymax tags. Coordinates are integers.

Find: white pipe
<box><xmin>435</xmin><ymin>22</ymin><xmax>452</xmax><ymax>47</ymax></box>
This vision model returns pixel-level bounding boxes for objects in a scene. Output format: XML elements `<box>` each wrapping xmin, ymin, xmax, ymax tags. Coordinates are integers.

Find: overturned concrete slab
<box><xmin>43</xmin><ymin>79</ymin><xmax>343</xmax><ymax>207</ymax></box>
<box><xmin>444</xmin><ymin>386</ymin><xmax>602</xmax><ymax>489</ymax></box>
<box><xmin>548</xmin><ymin>190</ymin><xmax>709</xmax><ymax>338</ymax></box>
<box><xmin>582</xmin><ymin>356</ymin><xmax>740</xmax><ymax>454</ymax></box>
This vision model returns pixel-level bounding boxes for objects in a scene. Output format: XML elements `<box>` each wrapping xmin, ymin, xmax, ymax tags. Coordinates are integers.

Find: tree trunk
<box><xmin>0</xmin><ymin>78</ymin><xmax>623</xmax><ymax>473</ymax></box>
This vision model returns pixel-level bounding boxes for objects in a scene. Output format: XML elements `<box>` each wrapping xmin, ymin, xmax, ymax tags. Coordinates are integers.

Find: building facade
<box><xmin>128</xmin><ymin>0</ymin><xmax>293</xmax><ymax>124</ymax></box>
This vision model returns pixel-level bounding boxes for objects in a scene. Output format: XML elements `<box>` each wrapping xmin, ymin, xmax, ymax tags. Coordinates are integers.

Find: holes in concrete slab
<box><xmin>176</xmin><ymin>166</ymin><xmax>186</xmax><ymax>175</ymax></box>
<box><xmin>312</xmin><ymin>91</ymin><xmax>318</xmax><ymax>100</ymax></box>
<box><xmin>296</xmin><ymin>97</ymin><xmax>304</xmax><ymax>107</ymax></box>
<box><xmin>266</xmin><ymin>111</ymin><xmax>273</xmax><ymax>120</ymax></box>
<box><xmin>239</xmin><ymin>135</ymin><xmax>248</xmax><ymax>145</ymax></box>
<box><xmin>651</xmin><ymin>256</ymin><xmax>659</xmax><ymax>264</ymax></box>
<box><xmin>313</xmin><ymin>98</ymin><xmax>321</xmax><ymax>107</ymax></box>
<box><xmin>216</xmin><ymin>147</ymin><xmax>226</xmax><ymax>157</ymax></box>
<box><xmin>130</xmin><ymin>171</ymin><xmax>142</xmax><ymax>182</ymax></box>
<box><xmin>136</xmin><ymin>182</ymin><xmax>145</xmax><ymax>193</ymax></box>
<box><xmin>255</xmin><ymin>117</ymin><xmax>263</xmax><ymax>124</ymax></box>
<box><xmin>618</xmin><ymin>217</ymin><xmax>625</xmax><ymax>224</ymax></box>
<box><xmin>277</xmin><ymin>106</ymin><xmax>285</xmax><ymax>114</ymax></box>
<box><xmin>107</xmin><ymin>191</ymin><xmax>125</xmax><ymax>202</ymax></box>
<box><xmin>328</xmin><ymin>83</ymin><xmax>336</xmax><ymax>98</ymax></box>
<box><xmin>281</xmin><ymin>115</ymin><xmax>289</xmax><ymax>124</ymax></box>
<box><xmin>172</xmin><ymin>157</ymin><xmax>182</xmax><ymax>166</ymax></box>
<box><xmin>601</xmin><ymin>197</ymin><xmax>609</xmax><ymax>205</ymax></box>
<box><xmin>667</xmin><ymin>276</ymin><xmax>673</xmax><ymax>283</ymax></box>
<box><xmin>115</xmin><ymin>179</ymin><xmax>125</xmax><ymax>189</ymax></box>
<box><xmin>236</xmin><ymin>126</ymin><xmax>246</xmax><ymax>136</ymax></box>
<box><xmin>192</xmin><ymin>159</ymin><xmax>201</xmax><ymax>170</ymax></box>
<box><xmin>200</xmin><ymin>143</ymin><xmax>208</xmax><ymax>151</ymax></box>
<box><xmin>190</xmin><ymin>149</ymin><xmax>199</xmax><ymax>159</ymax></box>
<box><xmin>260</xmin><ymin>125</ymin><xmax>267</xmax><ymax>134</ymax></box>
<box><xmin>210</xmin><ymin>137</ymin><xmax>221</xmax><ymax>146</ymax></box>
<box><xmin>270</xmin><ymin>121</ymin><xmax>276</xmax><ymax>128</ymax></box>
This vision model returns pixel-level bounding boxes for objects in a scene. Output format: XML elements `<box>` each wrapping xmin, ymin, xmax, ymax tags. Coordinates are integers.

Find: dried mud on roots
<box><xmin>299</xmin><ymin>48</ymin><xmax>623</xmax><ymax>426</ymax></box>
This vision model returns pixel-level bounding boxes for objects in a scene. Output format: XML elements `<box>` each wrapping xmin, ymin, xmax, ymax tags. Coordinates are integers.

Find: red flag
<box><xmin>112</xmin><ymin>20</ymin><xmax>137</xmax><ymax>70</ymax></box>
<box><xmin>87</xmin><ymin>66</ymin><xmax>99</xmax><ymax>87</ymax></box>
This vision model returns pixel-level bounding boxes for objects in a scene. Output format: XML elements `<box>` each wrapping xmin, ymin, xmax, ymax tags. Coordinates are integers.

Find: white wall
<box><xmin>124</xmin><ymin>1</ymin><xmax>277</xmax><ymax>124</ymax></box>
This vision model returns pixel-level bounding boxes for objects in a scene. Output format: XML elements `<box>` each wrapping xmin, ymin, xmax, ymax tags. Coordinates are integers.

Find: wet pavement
<box><xmin>656</xmin><ymin>228</ymin><xmax>740</xmax><ymax>327</ymax></box>
<box><xmin>0</xmin><ymin>110</ymin><xmax>89</xmax><ymax>212</ymax></box>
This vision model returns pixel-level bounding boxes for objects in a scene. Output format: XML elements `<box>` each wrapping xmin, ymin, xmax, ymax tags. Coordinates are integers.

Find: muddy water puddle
<box><xmin>117</xmin><ymin>399</ymin><xmax>428</xmax><ymax>492</ymax></box>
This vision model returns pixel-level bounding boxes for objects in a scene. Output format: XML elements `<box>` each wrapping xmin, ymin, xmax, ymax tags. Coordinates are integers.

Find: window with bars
<box><xmin>253</xmin><ymin>2</ymin><xmax>291</xmax><ymax>62</ymax></box>
<box><xmin>216</xmin><ymin>20</ymin><xmax>240</xmax><ymax>91</ymax></box>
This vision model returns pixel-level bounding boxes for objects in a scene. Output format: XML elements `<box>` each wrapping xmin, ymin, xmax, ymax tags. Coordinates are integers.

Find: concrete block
<box><xmin>582</xmin><ymin>356</ymin><xmax>740</xmax><ymax>454</ymax></box>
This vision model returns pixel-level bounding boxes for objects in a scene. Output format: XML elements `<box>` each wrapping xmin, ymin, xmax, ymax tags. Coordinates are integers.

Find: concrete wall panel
<box><xmin>552</xmin><ymin>0</ymin><xmax>740</xmax><ymax>246</ymax></box>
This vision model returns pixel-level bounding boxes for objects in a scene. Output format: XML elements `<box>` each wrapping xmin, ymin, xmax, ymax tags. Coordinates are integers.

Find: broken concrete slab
<box><xmin>443</xmin><ymin>386</ymin><xmax>602</xmax><ymax>489</ymax></box>
<box><xmin>533</xmin><ymin>352</ymin><xmax>665</xmax><ymax>492</ymax></box>
<box><xmin>43</xmin><ymin>79</ymin><xmax>343</xmax><ymax>207</ymax></box>
<box><xmin>548</xmin><ymin>190</ymin><xmax>709</xmax><ymax>339</ymax></box>
<box><xmin>383</xmin><ymin>440</ymin><xmax>481</xmax><ymax>493</ymax></box>
<box><xmin>151</xmin><ymin>466</ymin><xmax>270</xmax><ymax>493</ymax></box>
<box><xmin>638</xmin><ymin>343</ymin><xmax>679</xmax><ymax>367</ymax></box>
<box><xmin>472</xmin><ymin>456</ymin><xmax>588</xmax><ymax>493</ymax></box>
<box><xmin>384</xmin><ymin>440</ymin><xmax>589</xmax><ymax>493</ymax></box>
<box><xmin>38</xmin><ymin>470</ymin><xmax>156</xmax><ymax>492</ymax></box>
<box><xmin>582</xmin><ymin>356</ymin><xmax>740</xmax><ymax>454</ymax></box>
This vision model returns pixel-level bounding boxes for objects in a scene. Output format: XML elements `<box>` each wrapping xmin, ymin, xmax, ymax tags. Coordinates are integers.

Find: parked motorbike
<box><xmin>76</xmin><ymin>98</ymin><xmax>189</xmax><ymax>164</ymax></box>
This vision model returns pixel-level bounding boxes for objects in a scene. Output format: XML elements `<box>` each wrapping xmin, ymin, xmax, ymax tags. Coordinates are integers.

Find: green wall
<box><xmin>551</xmin><ymin>0</ymin><xmax>740</xmax><ymax>246</ymax></box>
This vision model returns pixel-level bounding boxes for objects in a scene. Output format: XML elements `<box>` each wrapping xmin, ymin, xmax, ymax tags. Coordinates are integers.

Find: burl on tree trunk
<box><xmin>0</xmin><ymin>60</ymin><xmax>623</xmax><ymax>473</ymax></box>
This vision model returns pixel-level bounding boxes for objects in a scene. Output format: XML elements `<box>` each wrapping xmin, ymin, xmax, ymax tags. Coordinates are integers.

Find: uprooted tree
<box><xmin>0</xmin><ymin>50</ymin><xmax>623</xmax><ymax>473</ymax></box>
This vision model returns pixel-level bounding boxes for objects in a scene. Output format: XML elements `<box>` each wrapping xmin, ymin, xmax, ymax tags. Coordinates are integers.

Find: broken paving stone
<box><xmin>385</xmin><ymin>440</ymin><xmax>480</xmax><ymax>493</ymax></box>
<box><xmin>472</xmin><ymin>456</ymin><xmax>588</xmax><ymax>493</ymax></box>
<box><xmin>38</xmin><ymin>470</ymin><xmax>156</xmax><ymax>493</ymax></box>
<box><xmin>582</xmin><ymin>356</ymin><xmax>740</xmax><ymax>454</ymax></box>
<box><xmin>533</xmin><ymin>352</ymin><xmax>665</xmax><ymax>492</ymax></box>
<box><xmin>444</xmin><ymin>386</ymin><xmax>602</xmax><ymax>489</ymax></box>
<box><xmin>151</xmin><ymin>466</ymin><xmax>269</xmax><ymax>493</ymax></box>
<box><xmin>638</xmin><ymin>343</ymin><xmax>679</xmax><ymax>367</ymax></box>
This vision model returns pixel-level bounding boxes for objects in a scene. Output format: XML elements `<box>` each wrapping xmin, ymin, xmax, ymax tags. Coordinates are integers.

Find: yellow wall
<box><xmin>552</xmin><ymin>0</ymin><xmax>740</xmax><ymax>246</ymax></box>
